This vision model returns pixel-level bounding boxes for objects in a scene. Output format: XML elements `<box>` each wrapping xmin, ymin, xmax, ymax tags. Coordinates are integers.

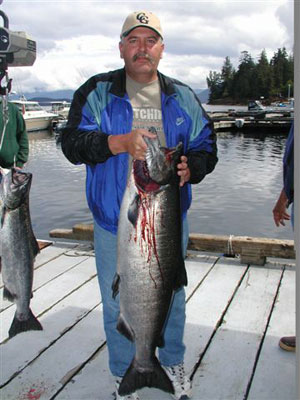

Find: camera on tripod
<box><xmin>0</xmin><ymin>10</ymin><xmax>36</xmax><ymax>95</ymax></box>
<box><xmin>0</xmin><ymin>10</ymin><xmax>36</xmax><ymax>70</ymax></box>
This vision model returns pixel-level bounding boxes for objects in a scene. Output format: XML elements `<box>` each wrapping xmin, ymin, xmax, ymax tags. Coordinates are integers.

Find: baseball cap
<box><xmin>120</xmin><ymin>11</ymin><xmax>163</xmax><ymax>39</ymax></box>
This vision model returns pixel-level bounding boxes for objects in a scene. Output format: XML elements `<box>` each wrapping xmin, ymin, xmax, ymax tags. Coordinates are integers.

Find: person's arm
<box><xmin>61</xmin><ymin>88</ymin><xmax>155</xmax><ymax>165</ymax></box>
<box><xmin>183</xmin><ymin>90</ymin><xmax>218</xmax><ymax>185</ymax></box>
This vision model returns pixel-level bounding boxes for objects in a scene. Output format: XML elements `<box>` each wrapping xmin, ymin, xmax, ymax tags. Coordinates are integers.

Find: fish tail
<box><xmin>118</xmin><ymin>357</ymin><xmax>174</xmax><ymax>396</ymax></box>
<box><xmin>9</xmin><ymin>308</ymin><xmax>43</xmax><ymax>338</ymax></box>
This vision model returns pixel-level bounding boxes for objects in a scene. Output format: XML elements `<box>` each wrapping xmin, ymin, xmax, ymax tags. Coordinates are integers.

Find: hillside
<box><xmin>9</xmin><ymin>87</ymin><xmax>209</xmax><ymax>105</ymax></box>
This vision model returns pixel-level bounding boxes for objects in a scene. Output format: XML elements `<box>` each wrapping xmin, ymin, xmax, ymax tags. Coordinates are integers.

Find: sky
<box><xmin>1</xmin><ymin>0</ymin><xmax>294</xmax><ymax>94</ymax></box>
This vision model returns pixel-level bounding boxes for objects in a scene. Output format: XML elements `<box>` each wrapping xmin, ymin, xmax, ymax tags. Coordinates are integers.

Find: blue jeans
<box><xmin>94</xmin><ymin>217</ymin><xmax>189</xmax><ymax>377</ymax></box>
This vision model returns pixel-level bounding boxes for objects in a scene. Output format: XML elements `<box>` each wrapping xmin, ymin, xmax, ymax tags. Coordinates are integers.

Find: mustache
<box><xmin>132</xmin><ymin>52</ymin><xmax>154</xmax><ymax>64</ymax></box>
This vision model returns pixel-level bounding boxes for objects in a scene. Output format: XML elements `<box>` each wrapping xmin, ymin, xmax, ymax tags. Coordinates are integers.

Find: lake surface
<box><xmin>26</xmin><ymin>113</ymin><xmax>293</xmax><ymax>242</ymax></box>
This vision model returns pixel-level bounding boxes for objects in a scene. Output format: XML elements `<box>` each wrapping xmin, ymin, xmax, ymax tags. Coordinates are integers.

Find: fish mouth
<box><xmin>2</xmin><ymin>169</ymin><xmax>32</xmax><ymax>210</ymax></box>
<box><xmin>133</xmin><ymin>146</ymin><xmax>181</xmax><ymax>192</ymax></box>
<box><xmin>134</xmin><ymin>128</ymin><xmax>182</xmax><ymax>192</ymax></box>
<box><xmin>133</xmin><ymin>159</ymin><xmax>161</xmax><ymax>193</ymax></box>
<box><xmin>11</xmin><ymin>168</ymin><xmax>32</xmax><ymax>187</ymax></box>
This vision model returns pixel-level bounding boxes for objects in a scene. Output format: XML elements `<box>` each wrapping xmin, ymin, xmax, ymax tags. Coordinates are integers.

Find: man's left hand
<box><xmin>177</xmin><ymin>155</ymin><xmax>190</xmax><ymax>187</ymax></box>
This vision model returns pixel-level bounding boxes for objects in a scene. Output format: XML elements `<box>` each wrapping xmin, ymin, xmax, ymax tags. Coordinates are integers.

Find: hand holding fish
<box><xmin>108</xmin><ymin>129</ymin><xmax>156</xmax><ymax>160</ymax></box>
<box><xmin>177</xmin><ymin>155</ymin><xmax>190</xmax><ymax>187</ymax></box>
<box><xmin>127</xmin><ymin>129</ymin><xmax>157</xmax><ymax>160</ymax></box>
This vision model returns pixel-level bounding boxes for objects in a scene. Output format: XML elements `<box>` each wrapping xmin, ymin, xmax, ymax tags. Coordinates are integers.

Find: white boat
<box><xmin>50</xmin><ymin>101</ymin><xmax>71</xmax><ymax>119</ymax></box>
<box><xmin>270</xmin><ymin>97</ymin><xmax>294</xmax><ymax>111</ymax></box>
<box><xmin>11</xmin><ymin>98</ymin><xmax>58</xmax><ymax>132</ymax></box>
<box><xmin>248</xmin><ymin>99</ymin><xmax>294</xmax><ymax>113</ymax></box>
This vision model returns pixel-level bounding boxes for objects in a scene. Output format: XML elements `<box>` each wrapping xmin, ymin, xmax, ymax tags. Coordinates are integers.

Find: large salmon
<box><xmin>0</xmin><ymin>168</ymin><xmax>42</xmax><ymax>338</ymax></box>
<box><xmin>112</xmin><ymin>129</ymin><xmax>187</xmax><ymax>396</ymax></box>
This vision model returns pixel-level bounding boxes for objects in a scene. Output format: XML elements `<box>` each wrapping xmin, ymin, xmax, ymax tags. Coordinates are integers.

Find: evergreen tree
<box><xmin>270</xmin><ymin>47</ymin><xmax>290</xmax><ymax>97</ymax></box>
<box><xmin>206</xmin><ymin>71</ymin><xmax>223</xmax><ymax>102</ymax></box>
<box><xmin>206</xmin><ymin>47</ymin><xmax>293</xmax><ymax>103</ymax></box>
<box><xmin>285</xmin><ymin>53</ymin><xmax>294</xmax><ymax>98</ymax></box>
<box><xmin>232</xmin><ymin>51</ymin><xmax>256</xmax><ymax>101</ymax></box>
<box><xmin>221</xmin><ymin>56</ymin><xmax>235</xmax><ymax>98</ymax></box>
<box><xmin>255</xmin><ymin>49</ymin><xmax>272</xmax><ymax>99</ymax></box>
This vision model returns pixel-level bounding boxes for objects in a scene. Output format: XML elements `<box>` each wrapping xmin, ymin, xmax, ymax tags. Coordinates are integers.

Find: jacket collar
<box><xmin>109</xmin><ymin>68</ymin><xmax>176</xmax><ymax>98</ymax></box>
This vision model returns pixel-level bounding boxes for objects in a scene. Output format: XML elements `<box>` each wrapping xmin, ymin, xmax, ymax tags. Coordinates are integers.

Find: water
<box><xmin>25</xmin><ymin>118</ymin><xmax>293</xmax><ymax>242</ymax></box>
<box><xmin>188</xmin><ymin>131</ymin><xmax>292</xmax><ymax>240</ymax></box>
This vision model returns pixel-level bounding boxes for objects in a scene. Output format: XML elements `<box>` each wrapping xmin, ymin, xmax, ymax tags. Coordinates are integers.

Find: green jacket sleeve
<box><xmin>15</xmin><ymin>108</ymin><xmax>29</xmax><ymax>167</ymax></box>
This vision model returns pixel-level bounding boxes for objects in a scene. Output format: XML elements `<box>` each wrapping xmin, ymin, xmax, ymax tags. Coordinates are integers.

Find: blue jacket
<box><xmin>283</xmin><ymin>122</ymin><xmax>294</xmax><ymax>205</ymax></box>
<box><xmin>62</xmin><ymin>68</ymin><xmax>218</xmax><ymax>234</ymax></box>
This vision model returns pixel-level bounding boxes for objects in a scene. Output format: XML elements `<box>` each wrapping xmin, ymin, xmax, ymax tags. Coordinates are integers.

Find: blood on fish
<box><xmin>134</xmin><ymin>189</ymin><xmax>165</xmax><ymax>287</ymax></box>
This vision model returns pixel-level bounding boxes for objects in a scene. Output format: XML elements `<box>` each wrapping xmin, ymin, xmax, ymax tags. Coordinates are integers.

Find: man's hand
<box><xmin>177</xmin><ymin>155</ymin><xmax>190</xmax><ymax>187</ymax></box>
<box><xmin>108</xmin><ymin>129</ymin><xmax>156</xmax><ymax>160</ymax></box>
<box><xmin>126</xmin><ymin>129</ymin><xmax>156</xmax><ymax>160</ymax></box>
<box><xmin>273</xmin><ymin>188</ymin><xmax>290</xmax><ymax>227</ymax></box>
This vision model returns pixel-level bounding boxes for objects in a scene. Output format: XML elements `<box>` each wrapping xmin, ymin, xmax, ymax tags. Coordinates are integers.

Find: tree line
<box><xmin>206</xmin><ymin>48</ymin><xmax>294</xmax><ymax>104</ymax></box>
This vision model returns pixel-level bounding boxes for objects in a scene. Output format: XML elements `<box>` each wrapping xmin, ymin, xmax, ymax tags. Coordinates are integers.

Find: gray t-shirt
<box><xmin>126</xmin><ymin>75</ymin><xmax>165</xmax><ymax>176</ymax></box>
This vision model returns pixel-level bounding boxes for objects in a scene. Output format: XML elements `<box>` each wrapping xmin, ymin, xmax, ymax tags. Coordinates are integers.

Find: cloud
<box><xmin>2</xmin><ymin>0</ymin><xmax>294</xmax><ymax>93</ymax></box>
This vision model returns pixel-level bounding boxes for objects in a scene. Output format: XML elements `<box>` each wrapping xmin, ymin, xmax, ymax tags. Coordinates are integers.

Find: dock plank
<box><xmin>1</xmin><ymin>304</ymin><xmax>105</xmax><ymax>400</ymax></box>
<box><xmin>1</xmin><ymin>278</ymin><xmax>100</xmax><ymax>386</ymax></box>
<box><xmin>191</xmin><ymin>263</ymin><xmax>285</xmax><ymax>399</ymax></box>
<box><xmin>248</xmin><ymin>268</ymin><xmax>296</xmax><ymax>400</ymax></box>
<box><xmin>55</xmin><ymin>346</ymin><xmax>112</xmax><ymax>400</ymax></box>
<box><xmin>0</xmin><ymin>243</ymin><xmax>296</xmax><ymax>400</ymax></box>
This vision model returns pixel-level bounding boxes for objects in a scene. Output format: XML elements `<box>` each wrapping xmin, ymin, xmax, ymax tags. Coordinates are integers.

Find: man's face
<box><xmin>119</xmin><ymin>27</ymin><xmax>164</xmax><ymax>82</ymax></box>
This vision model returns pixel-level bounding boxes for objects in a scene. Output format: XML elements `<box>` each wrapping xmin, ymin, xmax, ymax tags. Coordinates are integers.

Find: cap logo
<box><xmin>136</xmin><ymin>12</ymin><xmax>149</xmax><ymax>25</ymax></box>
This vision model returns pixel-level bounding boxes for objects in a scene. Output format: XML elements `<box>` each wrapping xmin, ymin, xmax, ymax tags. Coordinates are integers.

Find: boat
<box><xmin>248</xmin><ymin>100</ymin><xmax>266</xmax><ymax>111</ymax></box>
<box><xmin>270</xmin><ymin>97</ymin><xmax>294</xmax><ymax>110</ymax></box>
<box><xmin>50</xmin><ymin>101</ymin><xmax>71</xmax><ymax>119</ymax></box>
<box><xmin>248</xmin><ymin>99</ymin><xmax>294</xmax><ymax>114</ymax></box>
<box><xmin>11</xmin><ymin>98</ymin><xmax>58</xmax><ymax>132</ymax></box>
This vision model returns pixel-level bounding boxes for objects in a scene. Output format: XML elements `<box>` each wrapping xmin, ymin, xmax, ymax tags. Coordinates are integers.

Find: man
<box><xmin>62</xmin><ymin>11</ymin><xmax>218</xmax><ymax>400</ymax></box>
<box><xmin>0</xmin><ymin>99</ymin><xmax>28</xmax><ymax>176</ymax></box>
<box><xmin>273</xmin><ymin>121</ymin><xmax>295</xmax><ymax>352</ymax></box>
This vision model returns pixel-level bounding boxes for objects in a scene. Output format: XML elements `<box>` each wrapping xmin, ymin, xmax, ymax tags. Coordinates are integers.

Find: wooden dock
<box><xmin>208</xmin><ymin>110</ymin><xmax>293</xmax><ymax>133</ymax></box>
<box><xmin>49</xmin><ymin>224</ymin><xmax>295</xmax><ymax>266</ymax></box>
<box><xmin>0</xmin><ymin>241</ymin><xmax>296</xmax><ymax>400</ymax></box>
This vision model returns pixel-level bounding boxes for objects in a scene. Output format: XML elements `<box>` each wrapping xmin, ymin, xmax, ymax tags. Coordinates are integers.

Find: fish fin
<box><xmin>111</xmin><ymin>273</ymin><xmax>120</xmax><ymax>299</ymax></box>
<box><xmin>3</xmin><ymin>286</ymin><xmax>16</xmax><ymax>302</ymax></box>
<box><xmin>9</xmin><ymin>308</ymin><xmax>43</xmax><ymax>338</ymax></box>
<box><xmin>116</xmin><ymin>314</ymin><xmax>135</xmax><ymax>342</ymax></box>
<box><xmin>173</xmin><ymin>255</ymin><xmax>188</xmax><ymax>290</ymax></box>
<box><xmin>127</xmin><ymin>194</ymin><xmax>140</xmax><ymax>226</ymax></box>
<box><xmin>118</xmin><ymin>357</ymin><xmax>174</xmax><ymax>396</ymax></box>
<box><xmin>33</xmin><ymin>237</ymin><xmax>40</xmax><ymax>257</ymax></box>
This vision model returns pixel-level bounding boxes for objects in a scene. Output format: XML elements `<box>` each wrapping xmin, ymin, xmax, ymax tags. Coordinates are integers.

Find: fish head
<box><xmin>1</xmin><ymin>168</ymin><xmax>32</xmax><ymax>209</ymax></box>
<box><xmin>134</xmin><ymin>129</ymin><xmax>183</xmax><ymax>192</ymax></box>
